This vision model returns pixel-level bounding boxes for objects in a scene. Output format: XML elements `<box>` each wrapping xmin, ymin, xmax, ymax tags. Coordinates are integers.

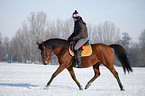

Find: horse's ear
<box><xmin>42</xmin><ymin>43</ymin><xmax>45</xmax><ymax>47</ymax></box>
<box><xmin>37</xmin><ymin>42</ymin><xmax>40</xmax><ymax>45</ymax></box>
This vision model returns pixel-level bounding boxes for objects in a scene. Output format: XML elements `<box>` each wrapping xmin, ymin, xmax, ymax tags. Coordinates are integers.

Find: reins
<box><xmin>42</xmin><ymin>45</ymin><xmax>68</xmax><ymax>61</ymax></box>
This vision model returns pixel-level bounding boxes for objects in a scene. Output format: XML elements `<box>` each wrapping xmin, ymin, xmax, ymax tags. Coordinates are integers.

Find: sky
<box><xmin>0</xmin><ymin>0</ymin><xmax>145</xmax><ymax>42</ymax></box>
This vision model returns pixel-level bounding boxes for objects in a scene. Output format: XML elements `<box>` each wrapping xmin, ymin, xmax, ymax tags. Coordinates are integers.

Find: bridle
<box><xmin>41</xmin><ymin>43</ymin><xmax>69</xmax><ymax>61</ymax></box>
<box><xmin>41</xmin><ymin>46</ymin><xmax>51</xmax><ymax>61</ymax></box>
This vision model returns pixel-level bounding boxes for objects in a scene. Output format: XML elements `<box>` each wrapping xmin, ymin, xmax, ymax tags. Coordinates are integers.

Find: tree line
<box><xmin>0</xmin><ymin>11</ymin><xmax>145</xmax><ymax>67</ymax></box>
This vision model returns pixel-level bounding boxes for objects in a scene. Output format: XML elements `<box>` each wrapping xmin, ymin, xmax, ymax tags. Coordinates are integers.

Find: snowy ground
<box><xmin>0</xmin><ymin>62</ymin><xmax>145</xmax><ymax>96</ymax></box>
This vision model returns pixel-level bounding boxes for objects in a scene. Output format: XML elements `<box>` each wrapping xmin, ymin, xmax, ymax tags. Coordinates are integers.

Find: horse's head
<box><xmin>37</xmin><ymin>42</ymin><xmax>52</xmax><ymax>65</ymax></box>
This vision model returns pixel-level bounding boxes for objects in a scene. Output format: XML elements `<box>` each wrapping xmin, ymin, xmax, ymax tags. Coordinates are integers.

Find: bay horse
<box><xmin>37</xmin><ymin>38</ymin><xmax>133</xmax><ymax>91</ymax></box>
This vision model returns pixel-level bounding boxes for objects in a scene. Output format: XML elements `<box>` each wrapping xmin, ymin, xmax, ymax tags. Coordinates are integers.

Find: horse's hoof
<box><xmin>121</xmin><ymin>89</ymin><xmax>125</xmax><ymax>91</ymax></box>
<box><xmin>85</xmin><ymin>84</ymin><xmax>91</xmax><ymax>89</ymax></box>
<box><xmin>44</xmin><ymin>86</ymin><xmax>49</xmax><ymax>90</ymax></box>
<box><xmin>79</xmin><ymin>85</ymin><xmax>83</xmax><ymax>90</ymax></box>
<box><xmin>79</xmin><ymin>87</ymin><xmax>83</xmax><ymax>90</ymax></box>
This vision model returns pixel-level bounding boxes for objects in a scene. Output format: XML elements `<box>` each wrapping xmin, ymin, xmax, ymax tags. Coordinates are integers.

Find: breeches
<box><xmin>74</xmin><ymin>38</ymin><xmax>89</xmax><ymax>50</ymax></box>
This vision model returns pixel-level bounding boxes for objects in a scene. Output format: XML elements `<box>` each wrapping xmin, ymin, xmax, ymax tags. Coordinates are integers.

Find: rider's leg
<box><xmin>75</xmin><ymin>48</ymin><xmax>82</xmax><ymax>68</ymax></box>
<box><xmin>74</xmin><ymin>38</ymin><xmax>88</xmax><ymax>68</ymax></box>
<box><xmin>74</xmin><ymin>38</ymin><xmax>88</xmax><ymax>50</ymax></box>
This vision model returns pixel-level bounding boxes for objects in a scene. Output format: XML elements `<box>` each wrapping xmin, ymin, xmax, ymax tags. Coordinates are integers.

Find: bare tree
<box><xmin>138</xmin><ymin>29</ymin><xmax>145</xmax><ymax>66</ymax></box>
<box><xmin>46</xmin><ymin>18</ymin><xmax>73</xmax><ymax>39</ymax></box>
<box><xmin>9</xmin><ymin>38</ymin><xmax>17</xmax><ymax>62</ymax></box>
<box><xmin>15</xmin><ymin>29</ymin><xmax>26</xmax><ymax>63</ymax></box>
<box><xmin>2</xmin><ymin>37</ymin><xmax>10</xmax><ymax>61</ymax></box>
<box><xmin>88</xmin><ymin>24</ymin><xmax>98</xmax><ymax>44</ymax></box>
<box><xmin>62</xmin><ymin>18</ymin><xmax>73</xmax><ymax>39</ymax></box>
<box><xmin>95</xmin><ymin>21</ymin><xmax>120</xmax><ymax>44</ymax></box>
<box><xmin>120</xmin><ymin>32</ymin><xmax>131</xmax><ymax>48</ymax></box>
<box><xmin>128</xmin><ymin>42</ymin><xmax>140</xmax><ymax>67</ymax></box>
<box><xmin>139</xmin><ymin>29</ymin><xmax>145</xmax><ymax>48</ymax></box>
<box><xmin>26</xmin><ymin>12</ymin><xmax>48</xmax><ymax>62</ymax></box>
<box><xmin>0</xmin><ymin>33</ymin><xmax>2</xmax><ymax>61</ymax></box>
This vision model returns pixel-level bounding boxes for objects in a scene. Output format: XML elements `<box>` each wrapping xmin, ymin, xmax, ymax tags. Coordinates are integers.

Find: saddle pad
<box><xmin>69</xmin><ymin>44</ymin><xmax>92</xmax><ymax>57</ymax></box>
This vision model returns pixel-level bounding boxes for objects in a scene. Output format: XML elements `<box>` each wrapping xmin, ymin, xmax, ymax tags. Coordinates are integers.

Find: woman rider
<box><xmin>68</xmin><ymin>10</ymin><xmax>88</xmax><ymax>67</ymax></box>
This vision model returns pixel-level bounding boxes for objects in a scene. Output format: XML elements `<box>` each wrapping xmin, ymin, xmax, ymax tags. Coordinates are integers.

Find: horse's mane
<box><xmin>40</xmin><ymin>38</ymin><xmax>69</xmax><ymax>50</ymax></box>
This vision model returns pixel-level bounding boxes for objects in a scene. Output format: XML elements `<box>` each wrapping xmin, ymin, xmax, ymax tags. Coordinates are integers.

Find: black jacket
<box><xmin>68</xmin><ymin>17</ymin><xmax>88</xmax><ymax>42</ymax></box>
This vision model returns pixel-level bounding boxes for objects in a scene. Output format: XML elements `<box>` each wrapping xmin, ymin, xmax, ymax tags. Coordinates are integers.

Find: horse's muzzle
<box><xmin>43</xmin><ymin>60</ymin><xmax>50</xmax><ymax>65</ymax></box>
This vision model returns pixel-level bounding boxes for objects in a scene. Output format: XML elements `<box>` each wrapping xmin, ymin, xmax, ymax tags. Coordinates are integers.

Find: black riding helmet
<box><xmin>72</xmin><ymin>10</ymin><xmax>80</xmax><ymax>19</ymax></box>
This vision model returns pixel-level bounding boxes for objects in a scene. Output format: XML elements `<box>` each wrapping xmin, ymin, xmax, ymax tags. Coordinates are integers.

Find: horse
<box><xmin>37</xmin><ymin>38</ymin><xmax>133</xmax><ymax>91</ymax></box>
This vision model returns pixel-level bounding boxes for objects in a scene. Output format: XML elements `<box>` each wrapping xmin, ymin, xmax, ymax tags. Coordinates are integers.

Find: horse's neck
<box><xmin>52</xmin><ymin>44</ymin><xmax>68</xmax><ymax>57</ymax></box>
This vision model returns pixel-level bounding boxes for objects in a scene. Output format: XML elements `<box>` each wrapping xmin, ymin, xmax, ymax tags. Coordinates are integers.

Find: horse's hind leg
<box><xmin>85</xmin><ymin>63</ymin><xmax>101</xmax><ymax>89</ymax></box>
<box><xmin>106</xmin><ymin>65</ymin><xmax>124</xmax><ymax>91</ymax></box>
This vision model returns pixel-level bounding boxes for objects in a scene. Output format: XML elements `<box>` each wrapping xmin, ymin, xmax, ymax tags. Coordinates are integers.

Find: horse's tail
<box><xmin>109</xmin><ymin>44</ymin><xmax>133</xmax><ymax>74</ymax></box>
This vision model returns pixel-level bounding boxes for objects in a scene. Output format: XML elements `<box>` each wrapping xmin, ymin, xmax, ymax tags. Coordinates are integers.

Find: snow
<box><xmin>0</xmin><ymin>62</ymin><xmax>145</xmax><ymax>96</ymax></box>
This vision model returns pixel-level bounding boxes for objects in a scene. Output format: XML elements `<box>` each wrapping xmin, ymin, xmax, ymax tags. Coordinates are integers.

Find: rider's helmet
<box><xmin>72</xmin><ymin>10</ymin><xmax>80</xmax><ymax>19</ymax></box>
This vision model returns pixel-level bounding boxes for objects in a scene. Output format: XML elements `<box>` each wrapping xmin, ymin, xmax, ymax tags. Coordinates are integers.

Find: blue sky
<box><xmin>0</xmin><ymin>0</ymin><xmax>145</xmax><ymax>42</ymax></box>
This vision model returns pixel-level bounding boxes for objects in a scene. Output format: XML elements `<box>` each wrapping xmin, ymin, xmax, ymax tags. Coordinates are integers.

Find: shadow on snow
<box><xmin>0</xmin><ymin>83</ymin><xmax>38</xmax><ymax>89</ymax></box>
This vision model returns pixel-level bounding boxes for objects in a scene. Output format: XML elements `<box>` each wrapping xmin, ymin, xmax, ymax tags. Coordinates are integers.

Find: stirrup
<box><xmin>76</xmin><ymin>63</ymin><xmax>82</xmax><ymax>68</ymax></box>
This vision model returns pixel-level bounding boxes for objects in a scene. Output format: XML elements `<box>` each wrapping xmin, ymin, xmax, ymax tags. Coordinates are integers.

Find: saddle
<box><xmin>69</xmin><ymin>40</ymin><xmax>92</xmax><ymax>57</ymax></box>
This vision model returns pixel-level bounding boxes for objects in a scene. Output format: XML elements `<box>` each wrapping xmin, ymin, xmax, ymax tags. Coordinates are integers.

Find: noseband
<box><xmin>41</xmin><ymin>46</ymin><xmax>51</xmax><ymax>61</ymax></box>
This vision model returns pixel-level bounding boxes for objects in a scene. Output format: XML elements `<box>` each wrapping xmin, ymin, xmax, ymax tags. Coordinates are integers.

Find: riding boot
<box><xmin>75</xmin><ymin>49</ymin><xmax>82</xmax><ymax>68</ymax></box>
<box><xmin>72</xmin><ymin>55</ymin><xmax>77</xmax><ymax>67</ymax></box>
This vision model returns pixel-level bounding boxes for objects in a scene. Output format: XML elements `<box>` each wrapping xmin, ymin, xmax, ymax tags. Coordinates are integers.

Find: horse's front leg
<box><xmin>67</xmin><ymin>67</ymin><xmax>83</xmax><ymax>90</ymax></box>
<box><xmin>45</xmin><ymin>65</ymin><xmax>65</xmax><ymax>89</ymax></box>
